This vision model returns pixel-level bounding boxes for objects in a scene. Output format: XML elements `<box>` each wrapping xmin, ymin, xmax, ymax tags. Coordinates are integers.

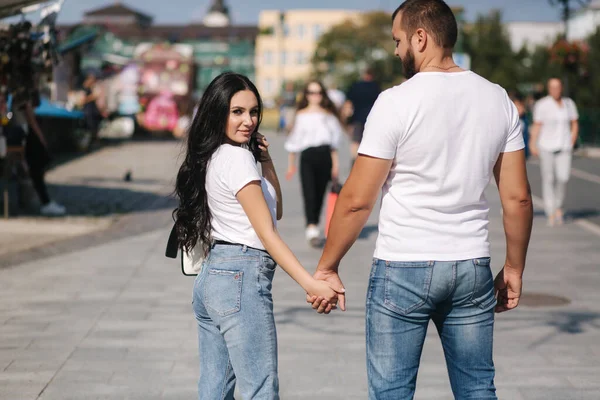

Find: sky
<box><xmin>49</xmin><ymin>0</ymin><xmax>569</xmax><ymax>25</ymax></box>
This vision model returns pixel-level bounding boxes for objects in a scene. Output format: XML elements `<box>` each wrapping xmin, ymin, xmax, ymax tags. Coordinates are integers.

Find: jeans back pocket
<box><xmin>470</xmin><ymin>258</ymin><xmax>496</xmax><ymax>310</ymax></box>
<box><xmin>384</xmin><ymin>261</ymin><xmax>433</xmax><ymax>315</ymax></box>
<box><xmin>203</xmin><ymin>269</ymin><xmax>244</xmax><ymax>317</ymax></box>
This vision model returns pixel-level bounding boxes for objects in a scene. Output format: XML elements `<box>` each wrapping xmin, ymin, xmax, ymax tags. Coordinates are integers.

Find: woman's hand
<box><xmin>306</xmin><ymin>279</ymin><xmax>341</xmax><ymax>305</ymax></box>
<box><xmin>331</xmin><ymin>164</ymin><xmax>339</xmax><ymax>181</ymax></box>
<box><xmin>256</xmin><ymin>133</ymin><xmax>271</xmax><ymax>162</ymax></box>
<box><xmin>286</xmin><ymin>165</ymin><xmax>297</xmax><ymax>181</ymax></box>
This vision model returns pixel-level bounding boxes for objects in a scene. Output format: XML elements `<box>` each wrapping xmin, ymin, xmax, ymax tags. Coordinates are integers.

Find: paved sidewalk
<box><xmin>0</xmin><ymin>134</ymin><xmax>599</xmax><ymax>399</ymax></box>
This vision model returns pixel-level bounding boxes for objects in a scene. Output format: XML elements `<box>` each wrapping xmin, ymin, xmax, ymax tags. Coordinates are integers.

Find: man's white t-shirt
<box><xmin>533</xmin><ymin>96</ymin><xmax>578</xmax><ymax>152</ymax></box>
<box><xmin>358</xmin><ymin>71</ymin><xmax>524</xmax><ymax>261</ymax></box>
<box><xmin>206</xmin><ymin>144</ymin><xmax>277</xmax><ymax>250</ymax></box>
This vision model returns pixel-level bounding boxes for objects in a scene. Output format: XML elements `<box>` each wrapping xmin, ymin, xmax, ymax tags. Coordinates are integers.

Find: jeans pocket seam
<box><xmin>203</xmin><ymin>269</ymin><xmax>243</xmax><ymax>317</ymax></box>
<box><xmin>383</xmin><ymin>265</ymin><xmax>432</xmax><ymax>315</ymax></box>
<box><xmin>470</xmin><ymin>262</ymin><xmax>496</xmax><ymax>310</ymax></box>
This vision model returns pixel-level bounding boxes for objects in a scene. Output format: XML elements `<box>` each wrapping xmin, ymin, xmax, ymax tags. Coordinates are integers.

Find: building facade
<box><xmin>255</xmin><ymin>9</ymin><xmax>360</xmax><ymax>101</ymax></box>
<box><xmin>504</xmin><ymin>21</ymin><xmax>564</xmax><ymax>52</ymax></box>
<box><xmin>567</xmin><ymin>0</ymin><xmax>600</xmax><ymax>41</ymax></box>
<box><xmin>60</xmin><ymin>1</ymin><xmax>257</xmax><ymax>97</ymax></box>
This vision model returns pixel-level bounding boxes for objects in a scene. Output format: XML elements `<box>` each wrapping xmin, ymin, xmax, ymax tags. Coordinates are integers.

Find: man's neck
<box><xmin>418</xmin><ymin>51</ymin><xmax>462</xmax><ymax>73</ymax></box>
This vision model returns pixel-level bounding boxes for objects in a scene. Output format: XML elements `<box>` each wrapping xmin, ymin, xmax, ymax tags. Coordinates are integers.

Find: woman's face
<box><xmin>305</xmin><ymin>82</ymin><xmax>323</xmax><ymax>106</ymax></box>
<box><xmin>225</xmin><ymin>90</ymin><xmax>259</xmax><ymax>145</ymax></box>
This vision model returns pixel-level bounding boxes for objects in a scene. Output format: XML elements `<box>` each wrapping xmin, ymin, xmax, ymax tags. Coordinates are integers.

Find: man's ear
<box><xmin>414</xmin><ymin>28</ymin><xmax>427</xmax><ymax>52</ymax></box>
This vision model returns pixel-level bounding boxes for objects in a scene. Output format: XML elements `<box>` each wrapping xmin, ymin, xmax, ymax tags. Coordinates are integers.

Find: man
<box><xmin>308</xmin><ymin>0</ymin><xmax>533</xmax><ymax>398</ymax></box>
<box><xmin>529</xmin><ymin>78</ymin><xmax>579</xmax><ymax>227</ymax></box>
<box><xmin>345</xmin><ymin>67</ymin><xmax>381</xmax><ymax>163</ymax></box>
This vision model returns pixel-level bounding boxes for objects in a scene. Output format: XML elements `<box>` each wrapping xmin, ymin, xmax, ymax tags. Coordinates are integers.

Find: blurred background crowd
<box><xmin>0</xmin><ymin>0</ymin><xmax>599</xmax><ymax>217</ymax></box>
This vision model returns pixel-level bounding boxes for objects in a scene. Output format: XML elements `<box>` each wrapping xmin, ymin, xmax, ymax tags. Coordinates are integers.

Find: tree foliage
<box><xmin>311</xmin><ymin>12</ymin><xmax>403</xmax><ymax>91</ymax></box>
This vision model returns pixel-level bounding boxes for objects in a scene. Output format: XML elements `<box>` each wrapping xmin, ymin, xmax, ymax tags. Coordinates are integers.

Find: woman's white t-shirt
<box><xmin>284</xmin><ymin>111</ymin><xmax>343</xmax><ymax>153</ymax></box>
<box><xmin>533</xmin><ymin>96</ymin><xmax>578</xmax><ymax>152</ymax></box>
<box><xmin>206</xmin><ymin>144</ymin><xmax>277</xmax><ymax>250</ymax></box>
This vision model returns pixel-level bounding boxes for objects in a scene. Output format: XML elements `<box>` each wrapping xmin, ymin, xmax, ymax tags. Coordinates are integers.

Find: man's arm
<box><xmin>570</xmin><ymin>120</ymin><xmax>579</xmax><ymax>147</ymax></box>
<box><xmin>493</xmin><ymin>150</ymin><xmax>533</xmax><ymax>312</ymax></box>
<box><xmin>528</xmin><ymin>122</ymin><xmax>540</xmax><ymax>157</ymax></box>
<box><xmin>310</xmin><ymin>154</ymin><xmax>392</xmax><ymax>313</ymax></box>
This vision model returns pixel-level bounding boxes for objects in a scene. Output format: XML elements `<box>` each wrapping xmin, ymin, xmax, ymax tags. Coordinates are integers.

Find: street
<box><xmin>0</xmin><ymin>132</ymin><xmax>599</xmax><ymax>399</ymax></box>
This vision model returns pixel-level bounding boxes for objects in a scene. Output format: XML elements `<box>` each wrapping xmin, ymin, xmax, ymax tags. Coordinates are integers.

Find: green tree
<box><xmin>311</xmin><ymin>12</ymin><xmax>404</xmax><ymax>90</ymax></box>
<box><xmin>463</xmin><ymin>10</ymin><xmax>521</xmax><ymax>91</ymax></box>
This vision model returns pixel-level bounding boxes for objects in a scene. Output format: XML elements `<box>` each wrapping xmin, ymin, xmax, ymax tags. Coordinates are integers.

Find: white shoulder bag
<box><xmin>165</xmin><ymin>225</ymin><xmax>204</xmax><ymax>276</ymax></box>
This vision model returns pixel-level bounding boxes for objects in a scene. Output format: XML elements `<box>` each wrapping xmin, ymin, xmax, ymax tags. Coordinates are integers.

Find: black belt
<box><xmin>212</xmin><ymin>240</ymin><xmax>266</xmax><ymax>253</ymax></box>
<box><xmin>213</xmin><ymin>240</ymin><xmax>237</xmax><ymax>246</ymax></box>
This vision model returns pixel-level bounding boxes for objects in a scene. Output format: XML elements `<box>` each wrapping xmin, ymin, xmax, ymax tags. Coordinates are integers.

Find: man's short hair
<box><xmin>392</xmin><ymin>0</ymin><xmax>458</xmax><ymax>49</ymax></box>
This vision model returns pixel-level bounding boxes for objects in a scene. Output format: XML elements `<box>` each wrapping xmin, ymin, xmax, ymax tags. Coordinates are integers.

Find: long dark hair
<box><xmin>296</xmin><ymin>80</ymin><xmax>341</xmax><ymax>120</ymax></box>
<box><xmin>174</xmin><ymin>72</ymin><xmax>264</xmax><ymax>255</ymax></box>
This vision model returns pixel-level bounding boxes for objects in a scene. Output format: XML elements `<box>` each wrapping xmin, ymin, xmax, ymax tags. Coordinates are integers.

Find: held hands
<box><xmin>306</xmin><ymin>269</ymin><xmax>346</xmax><ymax>314</ymax></box>
<box><xmin>306</xmin><ymin>279</ymin><xmax>345</xmax><ymax>313</ymax></box>
<box><xmin>494</xmin><ymin>265</ymin><xmax>522</xmax><ymax>313</ymax></box>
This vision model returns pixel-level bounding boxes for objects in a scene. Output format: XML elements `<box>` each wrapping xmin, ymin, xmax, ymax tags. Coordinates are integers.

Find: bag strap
<box><xmin>165</xmin><ymin>224</ymin><xmax>179</xmax><ymax>259</ymax></box>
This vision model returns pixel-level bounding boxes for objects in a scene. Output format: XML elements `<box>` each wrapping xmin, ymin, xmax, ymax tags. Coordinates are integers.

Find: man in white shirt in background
<box><xmin>529</xmin><ymin>78</ymin><xmax>579</xmax><ymax>227</ymax></box>
<box><xmin>308</xmin><ymin>0</ymin><xmax>533</xmax><ymax>398</ymax></box>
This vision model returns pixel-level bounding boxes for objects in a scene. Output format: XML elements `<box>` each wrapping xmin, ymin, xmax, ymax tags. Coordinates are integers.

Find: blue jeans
<box><xmin>366</xmin><ymin>258</ymin><xmax>497</xmax><ymax>400</ymax></box>
<box><xmin>192</xmin><ymin>243</ymin><xmax>279</xmax><ymax>400</ymax></box>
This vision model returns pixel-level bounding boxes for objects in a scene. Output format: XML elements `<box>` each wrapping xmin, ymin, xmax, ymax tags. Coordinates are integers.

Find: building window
<box><xmin>283</xmin><ymin>23</ymin><xmax>290</xmax><ymax>37</ymax></box>
<box><xmin>296</xmin><ymin>51</ymin><xmax>306</xmax><ymax>65</ymax></box>
<box><xmin>281</xmin><ymin>51</ymin><xmax>287</xmax><ymax>65</ymax></box>
<box><xmin>265</xmin><ymin>78</ymin><xmax>273</xmax><ymax>94</ymax></box>
<box><xmin>313</xmin><ymin>24</ymin><xmax>323</xmax><ymax>39</ymax></box>
<box><xmin>264</xmin><ymin>51</ymin><xmax>273</xmax><ymax>65</ymax></box>
<box><xmin>297</xmin><ymin>24</ymin><xmax>305</xmax><ymax>39</ymax></box>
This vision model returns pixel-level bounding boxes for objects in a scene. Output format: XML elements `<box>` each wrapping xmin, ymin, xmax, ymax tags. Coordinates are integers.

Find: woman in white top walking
<box><xmin>285</xmin><ymin>80</ymin><xmax>344</xmax><ymax>247</ymax></box>
<box><xmin>529</xmin><ymin>78</ymin><xmax>579</xmax><ymax>226</ymax></box>
<box><xmin>173</xmin><ymin>73</ymin><xmax>343</xmax><ymax>399</ymax></box>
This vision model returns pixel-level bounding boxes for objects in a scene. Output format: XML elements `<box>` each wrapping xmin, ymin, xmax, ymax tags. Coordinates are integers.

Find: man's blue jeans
<box><xmin>366</xmin><ymin>258</ymin><xmax>497</xmax><ymax>400</ymax></box>
<box><xmin>192</xmin><ymin>243</ymin><xmax>279</xmax><ymax>400</ymax></box>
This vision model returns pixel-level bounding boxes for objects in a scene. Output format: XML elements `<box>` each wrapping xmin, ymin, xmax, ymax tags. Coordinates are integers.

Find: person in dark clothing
<box><xmin>345</xmin><ymin>68</ymin><xmax>381</xmax><ymax>163</ymax></box>
<box><xmin>14</xmin><ymin>100</ymin><xmax>66</xmax><ymax>216</ymax></box>
<box><xmin>82</xmin><ymin>73</ymin><xmax>104</xmax><ymax>151</ymax></box>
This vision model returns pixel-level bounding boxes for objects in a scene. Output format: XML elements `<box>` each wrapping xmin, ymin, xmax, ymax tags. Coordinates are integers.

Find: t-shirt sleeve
<box><xmin>357</xmin><ymin>91</ymin><xmax>401</xmax><ymax>159</ymax></box>
<box><xmin>532</xmin><ymin>100</ymin><xmax>544</xmax><ymax>123</ymax></box>
<box><xmin>568</xmin><ymin>98</ymin><xmax>579</xmax><ymax>121</ymax></box>
<box><xmin>327</xmin><ymin>114</ymin><xmax>344</xmax><ymax>150</ymax></box>
<box><xmin>223</xmin><ymin>147</ymin><xmax>261</xmax><ymax>196</ymax></box>
<box><xmin>502</xmin><ymin>95</ymin><xmax>526</xmax><ymax>153</ymax></box>
<box><xmin>284</xmin><ymin>114</ymin><xmax>303</xmax><ymax>153</ymax></box>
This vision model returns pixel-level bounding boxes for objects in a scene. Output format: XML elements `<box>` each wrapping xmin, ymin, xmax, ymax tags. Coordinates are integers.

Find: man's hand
<box><xmin>529</xmin><ymin>143</ymin><xmax>539</xmax><ymax>157</ymax></box>
<box><xmin>494</xmin><ymin>266</ymin><xmax>522</xmax><ymax>313</ymax></box>
<box><xmin>306</xmin><ymin>269</ymin><xmax>346</xmax><ymax>314</ymax></box>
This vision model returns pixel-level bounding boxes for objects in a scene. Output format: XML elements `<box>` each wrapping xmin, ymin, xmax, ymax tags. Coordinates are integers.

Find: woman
<box><xmin>285</xmin><ymin>80</ymin><xmax>344</xmax><ymax>247</ymax></box>
<box><xmin>529</xmin><ymin>78</ymin><xmax>579</xmax><ymax>226</ymax></box>
<box><xmin>174</xmin><ymin>72</ymin><xmax>343</xmax><ymax>399</ymax></box>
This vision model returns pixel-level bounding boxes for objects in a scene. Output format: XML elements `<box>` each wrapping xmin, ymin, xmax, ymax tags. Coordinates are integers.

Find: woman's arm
<box><xmin>286</xmin><ymin>152</ymin><xmax>297</xmax><ymax>181</ymax></box>
<box><xmin>331</xmin><ymin>149</ymin><xmax>339</xmax><ymax>181</ymax></box>
<box><xmin>256</xmin><ymin>134</ymin><xmax>283</xmax><ymax>219</ymax></box>
<box><xmin>237</xmin><ymin>182</ymin><xmax>344</xmax><ymax>300</ymax></box>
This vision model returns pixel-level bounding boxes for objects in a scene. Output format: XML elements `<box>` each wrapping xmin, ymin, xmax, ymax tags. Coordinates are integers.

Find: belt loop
<box><xmin>242</xmin><ymin>245</ymin><xmax>248</xmax><ymax>253</ymax></box>
<box><xmin>429</xmin><ymin>261</ymin><xmax>434</xmax><ymax>266</ymax></box>
<box><xmin>474</xmin><ymin>259</ymin><xmax>479</xmax><ymax>265</ymax></box>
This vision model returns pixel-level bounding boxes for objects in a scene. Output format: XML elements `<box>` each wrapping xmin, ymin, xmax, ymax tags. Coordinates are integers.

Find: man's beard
<box><xmin>402</xmin><ymin>47</ymin><xmax>417</xmax><ymax>79</ymax></box>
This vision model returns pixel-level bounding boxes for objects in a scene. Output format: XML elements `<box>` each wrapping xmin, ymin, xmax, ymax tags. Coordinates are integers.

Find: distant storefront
<box><xmin>57</xmin><ymin>1</ymin><xmax>257</xmax><ymax>135</ymax></box>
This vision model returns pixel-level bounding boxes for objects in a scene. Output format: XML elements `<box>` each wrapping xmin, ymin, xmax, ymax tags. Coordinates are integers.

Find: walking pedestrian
<box><xmin>529</xmin><ymin>78</ymin><xmax>579</xmax><ymax>226</ymax></box>
<box><xmin>284</xmin><ymin>80</ymin><xmax>344</xmax><ymax>247</ymax></box>
<box><xmin>344</xmin><ymin>67</ymin><xmax>381</xmax><ymax>164</ymax></box>
<box><xmin>11</xmin><ymin>97</ymin><xmax>66</xmax><ymax>216</ymax></box>
<box><xmin>173</xmin><ymin>72</ymin><xmax>343</xmax><ymax>399</ymax></box>
<box><xmin>308</xmin><ymin>1</ymin><xmax>533</xmax><ymax>399</ymax></box>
